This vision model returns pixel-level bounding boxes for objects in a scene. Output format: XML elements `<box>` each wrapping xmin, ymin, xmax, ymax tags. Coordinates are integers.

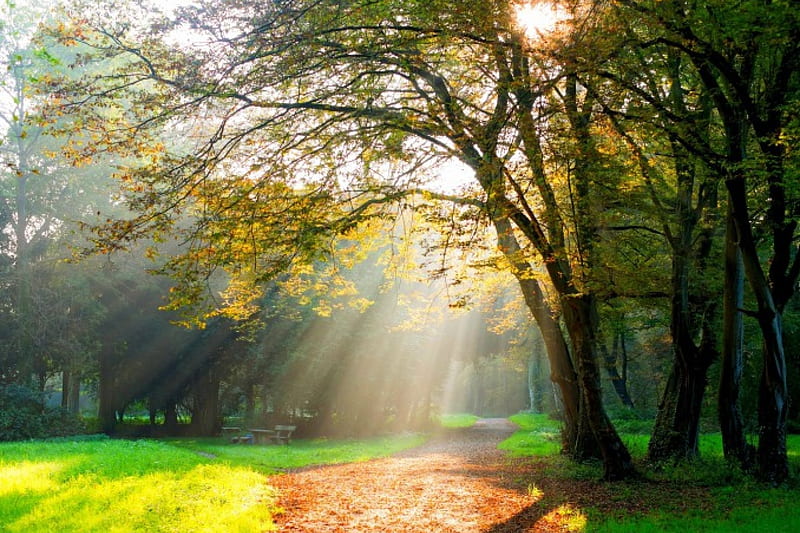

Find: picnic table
<box><xmin>249</xmin><ymin>425</ymin><xmax>296</xmax><ymax>445</ymax></box>
<box><xmin>227</xmin><ymin>425</ymin><xmax>296</xmax><ymax>445</ymax></box>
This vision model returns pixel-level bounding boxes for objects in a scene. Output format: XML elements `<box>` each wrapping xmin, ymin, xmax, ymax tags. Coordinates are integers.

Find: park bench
<box><xmin>272</xmin><ymin>425</ymin><xmax>296</xmax><ymax>444</ymax></box>
<box><xmin>223</xmin><ymin>427</ymin><xmax>254</xmax><ymax>444</ymax></box>
<box><xmin>221</xmin><ymin>426</ymin><xmax>241</xmax><ymax>438</ymax></box>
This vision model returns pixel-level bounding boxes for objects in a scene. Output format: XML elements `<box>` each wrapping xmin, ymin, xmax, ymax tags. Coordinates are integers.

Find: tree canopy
<box><xmin>0</xmin><ymin>0</ymin><xmax>796</xmax><ymax>485</ymax></box>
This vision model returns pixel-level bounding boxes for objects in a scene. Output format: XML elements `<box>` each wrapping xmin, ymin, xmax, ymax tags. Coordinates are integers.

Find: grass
<box><xmin>0</xmin><ymin>433</ymin><xmax>425</xmax><ymax>532</ymax></box>
<box><xmin>437</xmin><ymin>413</ymin><xmax>481</xmax><ymax>428</ymax></box>
<box><xmin>501</xmin><ymin>412</ymin><xmax>563</xmax><ymax>456</ymax></box>
<box><xmin>501</xmin><ymin>412</ymin><xmax>800</xmax><ymax>533</ymax></box>
<box><xmin>6</xmin><ymin>414</ymin><xmax>799</xmax><ymax>532</ymax></box>
<box><xmin>166</xmin><ymin>433</ymin><xmax>426</xmax><ymax>474</ymax></box>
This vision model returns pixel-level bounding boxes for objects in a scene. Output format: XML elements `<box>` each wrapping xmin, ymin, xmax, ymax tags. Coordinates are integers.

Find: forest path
<box><xmin>269</xmin><ymin>418</ymin><xmax>555</xmax><ymax>532</ymax></box>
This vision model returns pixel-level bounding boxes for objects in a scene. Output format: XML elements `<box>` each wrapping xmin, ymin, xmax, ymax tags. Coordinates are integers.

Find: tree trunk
<box><xmin>164</xmin><ymin>401</ymin><xmax>179</xmax><ymax>432</ymax></box>
<box><xmin>98</xmin><ymin>351</ymin><xmax>117</xmax><ymax>434</ymax></box>
<box><xmin>719</xmin><ymin>203</ymin><xmax>753</xmax><ymax>467</ymax></box>
<box><xmin>244</xmin><ymin>383</ymin><xmax>256</xmax><ymax>425</ymax></box>
<box><xmin>190</xmin><ymin>372</ymin><xmax>221</xmax><ymax>436</ymax></box>
<box><xmin>562</xmin><ymin>293</ymin><xmax>634</xmax><ymax>481</ymax></box>
<box><xmin>648</xmin><ymin>357</ymin><xmax>711</xmax><ymax>461</ymax></box>
<box><xmin>494</xmin><ymin>218</ymin><xmax>593</xmax><ymax>457</ymax></box>
<box><xmin>61</xmin><ymin>371</ymin><xmax>81</xmax><ymax>414</ymax></box>
<box><xmin>649</xmin><ymin>179</ymin><xmax>717</xmax><ymax>463</ymax></box>
<box><xmin>727</xmin><ymin>179</ymin><xmax>789</xmax><ymax>484</ymax></box>
<box><xmin>527</xmin><ymin>348</ymin><xmax>541</xmax><ymax>413</ymax></box>
<box><xmin>598</xmin><ymin>332</ymin><xmax>635</xmax><ymax>408</ymax></box>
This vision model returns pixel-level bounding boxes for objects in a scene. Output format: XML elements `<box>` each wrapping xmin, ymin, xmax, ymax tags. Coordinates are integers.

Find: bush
<box><xmin>0</xmin><ymin>384</ymin><xmax>85</xmax><ymax>441</ymax></box>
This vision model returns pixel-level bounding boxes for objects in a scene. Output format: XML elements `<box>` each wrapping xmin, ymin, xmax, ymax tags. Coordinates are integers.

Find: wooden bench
<box><xmin>247</xmin><ymin>425</ymin><xmax>296</xmax><ymax>445</ymax></box>
<box><xmin>231</xmin><ymin>434</ymin><xmax>254</xmax><ymax>444</ymax></box>
<box><xmin>221</xmin><ymin>426</ymin><xmax>241</xmax><ymax>438</ymax></box>
<box><xmin>223</xmin><ymin>426</ymin><xmax>255</xmax><ymax>444</ymax></box>
<box><xmin>272</xmin><ymin>425</ymin><xmax>296</xmax><ymax>445</ymax></box>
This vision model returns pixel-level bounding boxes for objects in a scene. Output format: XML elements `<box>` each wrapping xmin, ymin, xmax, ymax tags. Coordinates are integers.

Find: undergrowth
<box><xmin>502</xmin><ymin>412</ymin><xmax>800</xmax><ymax>533</ymax></box>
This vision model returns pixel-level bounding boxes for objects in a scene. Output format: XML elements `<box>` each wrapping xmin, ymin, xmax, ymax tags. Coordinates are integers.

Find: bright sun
<box><xmin>515</xmin><ymin>2</ymin><xmax>567</xmax><ymax>39</ymax></box>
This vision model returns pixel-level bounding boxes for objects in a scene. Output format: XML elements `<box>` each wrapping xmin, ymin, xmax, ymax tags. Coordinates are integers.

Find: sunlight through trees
<box><xmin>0</xmin><ymin>0</ymin><xmax>798</xmax><ymax>492</ymax></box>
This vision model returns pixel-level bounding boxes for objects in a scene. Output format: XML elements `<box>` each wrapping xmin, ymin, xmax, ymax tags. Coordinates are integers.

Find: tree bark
<box><xmin>648</xmin><ymin>358</ymin><xmax>711</xmax><ymax>461</ymax></box>
<box><xmin>164</xmin><ymin>401</ymin><xmax>179</xmax><ymax>432</ymax></box>
<box><xmin>719</xmin><ymin>203</ymin><xmax>753</xmax><ymax>467</ymax></box>
<box><xmin>493</xmin><ymin>218</ymin><xmax>594</xmax><ymax>458</ymax></box>
<box><xmin>527</xmin><ymin>347</ymin><xmax>542</xmax><ymax>413</ymax></box>
<box><xmin>727</xmin><ymin>178</ymin><xmax>789</xmax><ymax>484</ymax></box>
<box><xmin>598</xmin><ymin>332</ymin><xmax>635</xmax><ymax>408</ymax></box>
<box><xmin>562</xmin><ymin>293</ymin><xmax>634</xmax><ymax>481</ymax></box>
<box><xmin>190</xmin><ymin>371</ymin><xmax>221</xmax><ymax>436</ymax></box>
<box><xmin>648</xmin><ymin>252</ymin><xmax>716</xmax><ymax>463</ymax></box>
<box><xmin>61</xmin><ymin>371</ymin><xmax>81</xmax><ymax>414</ymax></box>
<box><xmin>98</xmin><ymin>351</ymin><xmax>117</xmax><ymax>434</ymax></box>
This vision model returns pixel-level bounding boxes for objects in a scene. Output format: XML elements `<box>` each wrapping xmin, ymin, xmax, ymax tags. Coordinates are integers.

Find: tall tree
<box><xmin>52</xmin><ymin>0</ymin><xmax>636</xmax><ymax>478</ymax></box>
<box><xmin>614</xmin><ymin>0</ymin><xmax>800</xmax><ymax>482</ymax></box>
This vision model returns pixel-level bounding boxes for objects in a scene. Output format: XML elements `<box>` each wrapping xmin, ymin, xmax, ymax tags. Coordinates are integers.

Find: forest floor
<box><xmin>269</xmin><ymin>418</ymin><xmax>712</xmax><ymax>532</ymax></box>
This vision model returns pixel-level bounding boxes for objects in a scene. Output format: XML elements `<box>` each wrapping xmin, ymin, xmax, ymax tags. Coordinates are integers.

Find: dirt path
<box><xmin>270</xmin><ymin>419</ymin><xmax>543</xmax><ymax>532</ymax></box>
<box><xmin>269</xmin><ymin>418</ymin><xmax>713</xmax><ymax>532</ymax></box>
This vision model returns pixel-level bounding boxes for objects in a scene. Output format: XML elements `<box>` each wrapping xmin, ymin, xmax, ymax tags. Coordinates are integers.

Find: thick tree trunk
<box><xmin>648</xmin><ymin>358</ymin><xmax>711</xmax><ymax>461</ymax></box>
<box><xmin>649</xmin><ymin>186</ymin><xmax>717</xmax><ymax>463</ymax></box>
<box><xmin>562</xmin><ymin>293</ymin><xmax>634</xmax><ymax>481</ymax></box>
<box><xmin>755</xmin><ymin>312</ymin><xmax>789</xmax><ymax>484</ymax></box>
<box><xmin>494</xmin><ymin>218</ymin><xmax>593</xmax><ymax>457</ymax></box>
<box><xmin>61</xmin><ymin>370</ymin><xmax>81</xmax><ymax>414</ymax></box>
<box><xmin>527</xmin><ymin>349</ymin><xmax>541</xmax><ymax>413</ymax></box>
<box><xmin>191</xmin><ymin>372</ymin><xmax>221</xmax><ymax>436</ymax></box>
<box><xmin>164</xmin><ymin>401</ymin><xmax>179</xmax><ymax>432</ymax></box>
<box><xmin>719</xmin><ymin>204</ymin><xmax>753</xmax><ymax>467</ymax></box>
<box><xmin>244</xmin><ymin>383</ymin><xmax>256</xmax><ymax>425</ymax></box>
<box><xmin>727</xmin><ymin>179</ymin><xmax>789</xmax><ymax>484</ymax></box>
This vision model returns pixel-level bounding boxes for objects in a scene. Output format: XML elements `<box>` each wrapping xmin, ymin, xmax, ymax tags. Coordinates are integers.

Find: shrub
<box><xmin>0</xmin><ymin>384</ymin><xmax>85</xmax><ymax>441</ymax></box>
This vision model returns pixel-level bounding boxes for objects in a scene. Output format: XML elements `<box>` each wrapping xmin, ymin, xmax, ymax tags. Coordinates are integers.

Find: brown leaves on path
<box><xmin>270</xmin><ymin>419</ymin><xmax>540</xmax><ymax>532</ymax></box>
<box><xmin>269</xmin><ymin>418</ymin><xmax>710</xmax><ymax>532</ymax></box>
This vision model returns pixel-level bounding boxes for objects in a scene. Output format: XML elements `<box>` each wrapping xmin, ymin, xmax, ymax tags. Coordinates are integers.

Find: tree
<box><xmin>614</xmin><ymin>0</ymin><xmax>800</xmax><ymax>483</ymax></box>
<box><xmin>585</xmin><ymin>32</ymin><xmax>725</xmax><ymax>461</ymax></box>
<box><xmin>48</xmin><ymin>0</ymin><xmax>644</xmax><ymax>477</ymax></box>
<box><xmin>0</xmin><ymin>1</ymin><xmax>113</xmax><ymax>396</ymax></box>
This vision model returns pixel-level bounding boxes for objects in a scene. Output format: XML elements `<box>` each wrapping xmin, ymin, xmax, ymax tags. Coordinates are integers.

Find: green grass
<box><xmin>6</xmin><ymin>416</ymin><xmax>800</xmax><ymax>532</ymax></box>
<box><xmin>166</xmin><ymin>433</ymin><xmax>426</xmax><ymax>474</ymax></box>
<box><xmin>0</xmin><ymin>433</ymin><xmax>425</xmax><ymax>532</ymax></box>
<box><xmin>501</xmin><ymin>412</ymin><xmax>800</xmax><ymax>533</ymax></box>
<box><xmin>437</xmin><ymin>413</ymin><xmax>481</xmax><ymax>428</ymax></box>
<box><xmin>501</xmin><ymin>412</ymin><xmax>563</xmax><ymax>456</ymax></box>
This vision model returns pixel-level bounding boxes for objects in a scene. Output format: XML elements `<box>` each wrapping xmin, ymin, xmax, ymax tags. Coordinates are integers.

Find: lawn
<box><xmin>4</xmin><ymin>416</ymin><xmax>800</xmax><ymax>532</ymax></box>
<box><xmin>437</xmin><ymin>412</ymin><xmax>481</xmax><ymax>428</ymax></box>
<box><xmin>0</xmin><ymin>433</ymin><xmax>425</xmax><ymax>533</ymax></box>
<box><xmin>504</xmin><ymin>412</ymin><xmax>800</xmax><ymax>533</ymax></box>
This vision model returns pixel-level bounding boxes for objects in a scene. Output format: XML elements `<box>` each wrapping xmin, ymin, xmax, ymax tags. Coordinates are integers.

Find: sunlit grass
<box><xmin>538</xmin><ymin>503</ymin><xmax>588</xmax><ymax>532</ymax></box>
<box><xmin>0</xmin><ymin>432</ymin><xmax>425</xmax><ymax>532</ymax></box>
<box><xmin>0</xmin><ymin>438</ymin><xmax>277</xmax><ymax>533</ymax></box>
<box><xmin>502</xmin><ymin>412</ymin><xmax>800</xmax><ymax>533</ymax></box>
<box><xmin>167</xmin><ymin>433</ymin><xmax>426</xmax><ymax>474</ymax></box>
<box><xmin>0</xmin><ymin>461</ymin><xmax>65</xmax><ymax>496</ymax></box>
<box><xmin>437</xmin><ymin>413</ymin><xmax>480</xmax><ymax>428</ymax></box>
<box><xmin>501</xmin><ymin>412</ymin><xmax>562</xmax><ymax>456</ymax></box>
